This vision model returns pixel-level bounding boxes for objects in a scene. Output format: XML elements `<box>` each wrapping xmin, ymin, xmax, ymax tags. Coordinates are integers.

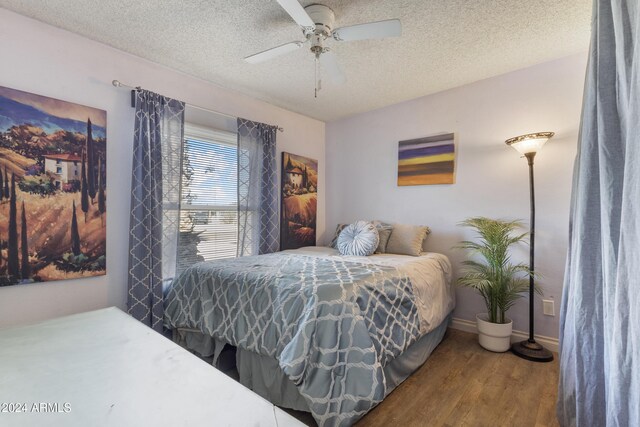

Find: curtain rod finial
<box><xmin>112</xmin><ymin>80</ymin><xmax>122</xmax><ymax>87</ymax></box>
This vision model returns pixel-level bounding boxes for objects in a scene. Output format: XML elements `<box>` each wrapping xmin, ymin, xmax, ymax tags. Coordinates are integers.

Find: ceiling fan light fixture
<box><xmin>304</xmin><ymin>4</ymin><xmax>336</xmax><ymax>36</ymax></box>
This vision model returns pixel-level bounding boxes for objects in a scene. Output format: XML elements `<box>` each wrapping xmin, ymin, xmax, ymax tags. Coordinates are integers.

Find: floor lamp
<box><xmin>505</xmin><ymin>132</ymin><xmax>554</xmax><ymax>363</ymax></box>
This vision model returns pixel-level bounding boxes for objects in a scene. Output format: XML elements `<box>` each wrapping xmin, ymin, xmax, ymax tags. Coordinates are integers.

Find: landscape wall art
<box><xmin>280</xmin><ymin>152</ymin><xmax>317</xmax><ymax>250</ymax></box>
<box><xmin>0</xmin><ymin>85</ymin><xmax>106</xmax><ymax>286</ymax></box>
<box><xmin>397</xmin><ymin>133</ymin><xmax>456</xmax><ymax>186</ymax></box>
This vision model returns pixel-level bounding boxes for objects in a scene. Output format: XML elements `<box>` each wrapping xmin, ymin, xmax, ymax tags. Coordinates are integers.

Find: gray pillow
<box><xmin>421</xmin><ymin>226</ymin><xmax>433</xmax><ymax>252</ymax></box>
<box><xmin>385</xmin><ymin>224</ymin><xmax>430</xmax><ymax>256</ymax></box>
<box><xmin>329</xmin><ymin>224</ymin><xmax>347</xmax><ymax>249</ymax></box>
<box><xmin>374</xmin><ymin>225</ymin><xmax>393</xmax><ymax>254</ymax></box>
<box><xmin>337</xmin><ymin>221</ymin><xmax>380</xmax><ymax>257</ymax></box>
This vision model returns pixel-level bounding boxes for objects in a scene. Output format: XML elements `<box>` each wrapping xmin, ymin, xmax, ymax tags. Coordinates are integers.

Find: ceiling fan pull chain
<box><xmin>315</xmin><ymin>55</ymin><xmax>319</xmax><ymax>98</ymax></box>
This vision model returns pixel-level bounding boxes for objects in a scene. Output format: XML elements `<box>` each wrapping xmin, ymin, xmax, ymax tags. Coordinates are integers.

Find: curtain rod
<box><xmin>111</xmin><ymin>80</ymin><xmax>284</xmax><ymax>132</ymax></box>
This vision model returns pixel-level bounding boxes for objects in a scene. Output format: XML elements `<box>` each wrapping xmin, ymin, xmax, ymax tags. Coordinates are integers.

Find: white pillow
<box><xmin>337</xmin><ymin>221</ymin><xmax>380</xmax><ymax>256</ymax></box>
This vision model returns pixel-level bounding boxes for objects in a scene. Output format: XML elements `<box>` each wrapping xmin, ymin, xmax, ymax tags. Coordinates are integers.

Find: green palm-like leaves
<box><xmin>455</xmin><ymin>217</ymin><xmax>538</xmax><ymax>324</ymax></box>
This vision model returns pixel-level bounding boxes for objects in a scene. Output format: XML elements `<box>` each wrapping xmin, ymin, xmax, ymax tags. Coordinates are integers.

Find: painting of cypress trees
<box><xmin>0</xmin><ymin>85</ymin><xmax>107</xmax><ymax>286</ymax></box>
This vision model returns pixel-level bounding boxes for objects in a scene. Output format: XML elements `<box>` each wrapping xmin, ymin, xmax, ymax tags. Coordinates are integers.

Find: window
<box><xmin>56</xmin><ymin>166</ymin><xmax>62</xmax><ymax>174</ymax></box>
<box><xmin>177</xmin><ymin>123</ymin><xmax>238</xmax><ymax>271</ymax></box>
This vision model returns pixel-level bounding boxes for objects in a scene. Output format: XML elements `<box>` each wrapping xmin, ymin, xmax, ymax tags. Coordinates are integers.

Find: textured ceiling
<box><xmin>0</xmin><ymin>0</ymin><xmax>592</xmax><ymax>121</ymax></box>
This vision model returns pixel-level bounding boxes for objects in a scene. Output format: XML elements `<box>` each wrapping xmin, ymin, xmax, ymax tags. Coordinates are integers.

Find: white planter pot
<box><xmin>476</xmin><ymin>313</ymin><xmax>513</xmax><ymax>352</ymax></box>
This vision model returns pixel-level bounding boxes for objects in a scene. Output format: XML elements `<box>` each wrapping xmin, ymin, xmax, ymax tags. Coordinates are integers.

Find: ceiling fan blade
<box><xmin>333</xmin><ymin>19</ymin><xmax>402</xmax><ymax>42</ymax></box>
<box><xmin>320</xmin><ymin>51</ymin><xmax>346</xmax><ymax>85</ymax></box>
<box><xmin>276</xmin><ymin>0</ymin><xmax>315</xmax><ymax>29</ymax></box>
<box><xmin>244</xmin><ymin>41</ymin><xmax>303</xmax><ymax>64</ymax></box>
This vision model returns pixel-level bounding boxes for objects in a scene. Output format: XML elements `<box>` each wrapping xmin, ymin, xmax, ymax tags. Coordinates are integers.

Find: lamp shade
<box><xmin>505</xmin><ymin>132</ymin><xmax>554</xmax><ymax>155</ymax></box>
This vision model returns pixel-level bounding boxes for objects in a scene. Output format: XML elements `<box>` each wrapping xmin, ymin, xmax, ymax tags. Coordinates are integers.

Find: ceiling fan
<box><xmin>244</xmin><ymin>0</ymin><xmax>402</xmax><ymax>97</ymax></box>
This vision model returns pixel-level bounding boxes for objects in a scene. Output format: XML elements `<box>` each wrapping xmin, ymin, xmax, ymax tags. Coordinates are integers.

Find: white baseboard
<box><xmin>449</xmin><ymin>317</ymin><xmax>559</xmax><ymax>353</ymax></box>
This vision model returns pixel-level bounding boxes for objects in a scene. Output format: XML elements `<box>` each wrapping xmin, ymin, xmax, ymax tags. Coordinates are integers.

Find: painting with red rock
<box><xmin>0</xmin><ymin>85</ymin><xmax>106</xmax><ymax>286</ymax></box>
<box><xmin>280</xmin><ymin>152</ymin><xmax>317</xmax><ymax>250</ymax></box>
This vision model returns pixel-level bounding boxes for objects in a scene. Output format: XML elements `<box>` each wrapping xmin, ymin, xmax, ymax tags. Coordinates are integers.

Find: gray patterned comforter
<box><xmin>164</xmin><ymin>252</ymin><xmax>422</xmax><ymax>427</ymax></box>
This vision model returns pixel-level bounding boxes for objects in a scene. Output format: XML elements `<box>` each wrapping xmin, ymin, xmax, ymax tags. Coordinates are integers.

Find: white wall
<box><xmin>326</xmin><ymin>54</ymin><xmax>587</xmax><ymax>339</ymax></box>
<box><xmin>0</xmin><ymin>9</ymin><xmax>325</xmax><ymax>328</ymax></box>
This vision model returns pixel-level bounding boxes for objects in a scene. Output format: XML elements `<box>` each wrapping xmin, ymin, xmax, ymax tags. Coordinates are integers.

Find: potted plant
<box><xmin>456</xmin><ymin>217</ymin><xmax>535</xmax><ymax>352</ymax></box>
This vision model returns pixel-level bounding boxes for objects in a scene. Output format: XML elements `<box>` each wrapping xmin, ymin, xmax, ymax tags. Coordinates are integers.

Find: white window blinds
<box><xmin>177</xmin><ymin>123</ymin><xmax>238</xmax><ymax>272</ymax></box>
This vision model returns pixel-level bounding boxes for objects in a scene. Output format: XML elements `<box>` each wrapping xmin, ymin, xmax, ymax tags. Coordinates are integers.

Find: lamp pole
<box><xmin>506</xmin><ymin>133</ymin><xmax>554</xmax><ymax>362</ymax></box>
<box><xmin>526</xmin><ymin>152</ymin><xmax>536</xmax><ymax>343</ymax></box>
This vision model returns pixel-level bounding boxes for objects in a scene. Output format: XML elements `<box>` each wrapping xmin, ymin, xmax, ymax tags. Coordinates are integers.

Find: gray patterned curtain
<box><xmin>237</xmin><ymin>118</ymin><xmax>279</xmax><ymax>256</ymax></box>
<box><xmin>558</xmin><ymin>1</ymin><xmax>640</xmax><ymax>425</ymax></box>
<box><xmin>127</xmin><ymin>90</ymin><xmax>185</xmax><ymax>332</ymax></box>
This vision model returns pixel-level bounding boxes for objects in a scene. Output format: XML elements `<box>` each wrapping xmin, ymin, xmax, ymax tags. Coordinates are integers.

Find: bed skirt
<box><xmin>174</xmin><ymin>313</ymin><xmax>452</xmax><ymax>413</ymax></box>
<box><xmin>238</xmin><ymin>313</ymin><xmax>452</xmax><ymax>411</ymax></box>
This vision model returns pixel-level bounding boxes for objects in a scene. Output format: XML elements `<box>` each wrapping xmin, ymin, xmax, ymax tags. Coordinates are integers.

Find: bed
<box><xmin>164</xmin><ymin>246</ymin><xmax>454</xmax><ymax>427</ymax></box>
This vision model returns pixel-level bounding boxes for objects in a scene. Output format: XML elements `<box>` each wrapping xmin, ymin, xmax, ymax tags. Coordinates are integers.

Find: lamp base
<box><xmin>511</xmin><ymin>339</ymin><xmax>554</xmax><ymax>363</ymax></box>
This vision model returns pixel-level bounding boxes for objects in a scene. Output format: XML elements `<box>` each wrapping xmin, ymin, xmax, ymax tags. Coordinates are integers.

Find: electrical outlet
<box><xmin>543</xmin><ymin>299</ymin><xmax>555</xmax><ymax>316</ymax></box>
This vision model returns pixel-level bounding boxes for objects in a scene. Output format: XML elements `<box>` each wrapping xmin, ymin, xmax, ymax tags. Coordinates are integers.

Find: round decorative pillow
<box><xmin>337</xmin><ymin>221</ymin><xmax>380</xmax><ymax>256</ymax></box>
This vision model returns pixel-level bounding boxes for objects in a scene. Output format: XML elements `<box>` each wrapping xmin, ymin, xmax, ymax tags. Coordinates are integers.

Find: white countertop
<box><xmin>0</xmin><ymin>307</ymin><xmax>304</xmax><ymax>427</ymax></box>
